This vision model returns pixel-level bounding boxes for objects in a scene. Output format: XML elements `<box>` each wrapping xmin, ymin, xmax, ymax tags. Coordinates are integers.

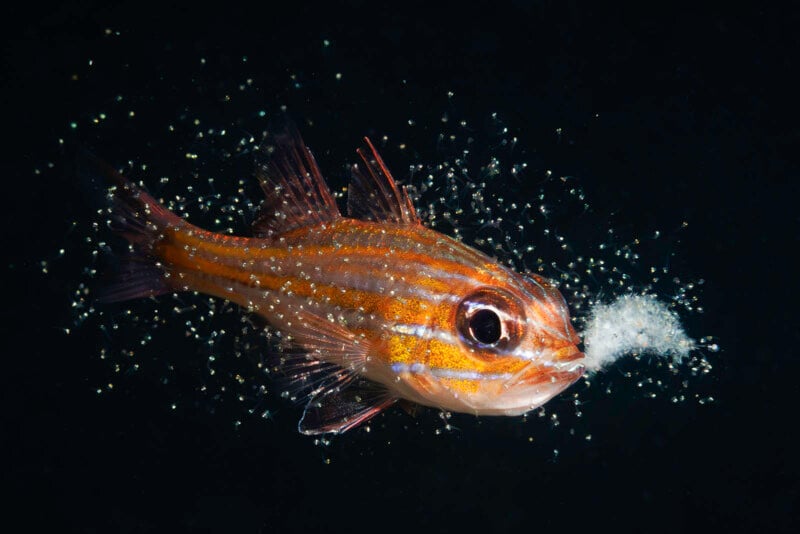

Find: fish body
<box><xmin>101</xmin><ymin>130</ymin><xmax>584</xmax><ymax>434</ymax></box>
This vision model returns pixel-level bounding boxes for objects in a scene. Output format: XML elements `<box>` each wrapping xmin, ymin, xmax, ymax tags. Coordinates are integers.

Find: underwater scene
<box><xmin>5</xmin><ymin>3</ymin><xmax>798</xmax><ymax>532</ymax></box>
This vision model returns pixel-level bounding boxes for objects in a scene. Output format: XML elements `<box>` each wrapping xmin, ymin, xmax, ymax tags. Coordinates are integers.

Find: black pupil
<box><xmin>469</xmin><ymin>309</ymin><xmax>502</xmax><ymax>345</ymax></box>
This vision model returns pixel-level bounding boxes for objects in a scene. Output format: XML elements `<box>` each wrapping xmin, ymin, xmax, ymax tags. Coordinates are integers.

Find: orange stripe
<box><xmin>167</xmin><ymin>219</ymin><xmax>488</xmax><ymax>264</ymax></box>
<box><xmin>162</xmin><ymin>226</ymin><xmax>507</xmax><ymax>293</ymax></box>
<box><xmin>152</xmin><ymin>218</ymin><xmax>545</xmax><ymax>393</ymax></box>
<box><xmin>155</xmin><ymin>236</ymin><xmax>461</xmax><ymax>325</ymax></box>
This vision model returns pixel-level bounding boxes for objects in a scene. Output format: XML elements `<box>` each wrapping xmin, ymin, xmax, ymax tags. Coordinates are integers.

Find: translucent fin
<box><xmin>278</xmin><ymin>355</ymin><xmax>357</xmax><ymax>405</ymax></box>
<box><xmin>273</xmin><ymin>308</ymin><xmax>371</xmax><ymax>406</ymax></box>
<box><xmin>252</xmin><ymin>124</ymin><xmax>341</xmax><ymax>238</ymax></box>
<box><xmin>299</xmin><ymin>378</ymin><xmax>397</xmax><ymax>435</ymax></box>
<box><xmin>347</xmin><ymin>137</ymin><xmax>420</xmax><ymax>225</ymax></box>
<box><xmin>397</xmin><ymin>399</ymin><xmax>421</xmax><ymax>417</ymax></box>
<box><xmin>95</xmin><ymin>256</ymin><xmax>171</xmax><ymax>303</ymax></box>
<box><xmin>78</xmin><ymin>151</ymin><xmax>178</xmax><ymax>246</ymax></box>
<box><xmin>79</xmin><ymin>152</ymin><xmax>181</xmax><ymax>303</ymax></box>
<box><xmin>282</xmin><ymin>308</ymin><xmax>371</xmax><ymax>370</ymax></box>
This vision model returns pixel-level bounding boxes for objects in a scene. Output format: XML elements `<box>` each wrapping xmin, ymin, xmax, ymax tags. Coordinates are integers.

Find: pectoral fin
<box><xmin>299</xmin><ymin>378</ymin><xmax>397</xmax><ymax>435</ymax></box>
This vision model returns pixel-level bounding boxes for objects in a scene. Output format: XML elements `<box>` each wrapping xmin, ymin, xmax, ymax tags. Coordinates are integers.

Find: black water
<box><xmin>5</xmin><ymin>3</ymin><xmax>798</xmax><ymax>532</ymax></box>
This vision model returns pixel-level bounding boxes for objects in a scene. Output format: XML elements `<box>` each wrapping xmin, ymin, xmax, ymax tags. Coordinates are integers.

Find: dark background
<box><xmin>3</xmin><ymin>2</ymin><xmax>798</xmax><ymax>532</ymax></box>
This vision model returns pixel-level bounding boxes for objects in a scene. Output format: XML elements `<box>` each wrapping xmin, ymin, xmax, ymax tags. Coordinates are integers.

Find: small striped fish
<box><xmin>99</xmin><ymin>127</ymin><xmax>585</xmax><ymax>434</ymax></box>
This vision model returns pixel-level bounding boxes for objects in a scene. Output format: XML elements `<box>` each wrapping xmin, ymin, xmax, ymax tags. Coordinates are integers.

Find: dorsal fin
<box><xmin>252</xmin><ymin>125</ymin><xmax>341</xmax><ymax>238</ymax></box>
<box><xmin>347</xmin><ymin>137</ymin><xmax>421</xmax><ymax>225</ymax></box>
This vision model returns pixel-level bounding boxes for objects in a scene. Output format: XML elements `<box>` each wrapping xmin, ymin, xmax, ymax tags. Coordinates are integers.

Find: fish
<box><xmin>97</xmin><ymin>125</ymin><xmax>585</xmax><ymax>434</ymax></box>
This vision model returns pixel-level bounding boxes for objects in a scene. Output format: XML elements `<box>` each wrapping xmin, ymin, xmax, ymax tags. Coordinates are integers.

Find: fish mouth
<box><xmin>551</xmin><ymin>346</ymin><xmax>586</xmax><ymax>374</ymax></box>
<box><xmin>484</xmin><ymin>350</ymin><xmax>585</xmax><ymax>416</ymax></box>
<box><xmin>513</xmin><ymin>346</ymin><xmax>585</xmax><ymax>386</ymax></box>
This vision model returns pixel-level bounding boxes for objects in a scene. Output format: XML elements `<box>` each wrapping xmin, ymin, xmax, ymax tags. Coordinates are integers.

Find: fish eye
<box><xmin>456</xmin><ymin>288</ymin><xmax>525</xmax><ymax>351</ymax></box>
<box><xmin>469</xmin><ymin>308</ymin><xmax>502</xmax><ymax>345</ymax></box>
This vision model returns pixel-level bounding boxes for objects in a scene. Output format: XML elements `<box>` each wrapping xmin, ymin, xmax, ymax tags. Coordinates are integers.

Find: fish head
<box><xmin>395</xmin><ymin>273</ymin><xmax>585</xmax><ymax>416</ymax></box>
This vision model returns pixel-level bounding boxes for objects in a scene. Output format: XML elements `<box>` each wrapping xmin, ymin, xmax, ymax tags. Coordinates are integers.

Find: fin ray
<box><xmin>79</xmin><ymin>152</ymin><xmax>180</xmax><ymax>303</ymax></box>
<box><xmin>96</xmin><ymin>256</ymin><xmax>171</xmax><ymax>303</ymax></box>
<box><xmin>299</xmin><ymin>378</ymin><xmax>397</xmax><ymax>435</ymax></box>
<box><xmin>272</xmin><ymin>307</ymin><xmax>370</xmax><ymax>405</ymax></box>
<box><xmin>347</xmin><ymin>137</ymin><xmax>420</xmax><ymax>225</ymax></box>
<box><xmin>268</xmin><ymin>306</ymin><xmax>397</xmax><ymax>433</ymax></box>
<box><xmin>252</xmin><ymin>124</ymin><xmax>341</xmax><ymax>238</ymax></box>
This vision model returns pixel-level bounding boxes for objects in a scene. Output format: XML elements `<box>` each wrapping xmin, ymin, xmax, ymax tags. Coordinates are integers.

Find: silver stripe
<box><xmin>390</xmin><ymin>323</ymin><xmax>460</xmax><ymax>344</ymax></box>
<box><xmin>430</xmin><ymin>367</ymin><xmax>513</xmax><ymax>381</ymax></box>
<box><xmin>390</xmin><ymin>362</ymin><xmax>513</xmax><ymax>381</ymax></box>
<box><xmin>390</xmin><ymin>323</ymin><xmax>552</xmax><ymax>362</ymax></box>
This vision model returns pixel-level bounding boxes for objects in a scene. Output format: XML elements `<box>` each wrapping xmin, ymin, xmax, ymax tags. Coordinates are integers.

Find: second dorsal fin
<box><xmin>252</xmin><ymin>124</ymin><xmax>341</xmax><ymax>238</ymax></box>
<box><xmin>347</xmin><ymin>137</ymin><xmax>420</xmax><ymax>225</ymax></box>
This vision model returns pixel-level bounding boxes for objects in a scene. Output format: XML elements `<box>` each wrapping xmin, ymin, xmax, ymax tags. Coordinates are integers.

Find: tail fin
<box><xmin>78</xmin><ymin>152</ymin><xmax>181</xmax><ymax>303</ymax></box>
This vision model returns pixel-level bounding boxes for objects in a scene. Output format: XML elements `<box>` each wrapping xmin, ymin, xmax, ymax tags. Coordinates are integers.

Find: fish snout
<box><xmin>551</xmin><ymin>344</ymin><xmax>586</xmax><ymax>376</ymax></box>
<box><xmin>553</xmin><ymin>344</ymin><xmax>584</xmax><ymax>362</ymax></box>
